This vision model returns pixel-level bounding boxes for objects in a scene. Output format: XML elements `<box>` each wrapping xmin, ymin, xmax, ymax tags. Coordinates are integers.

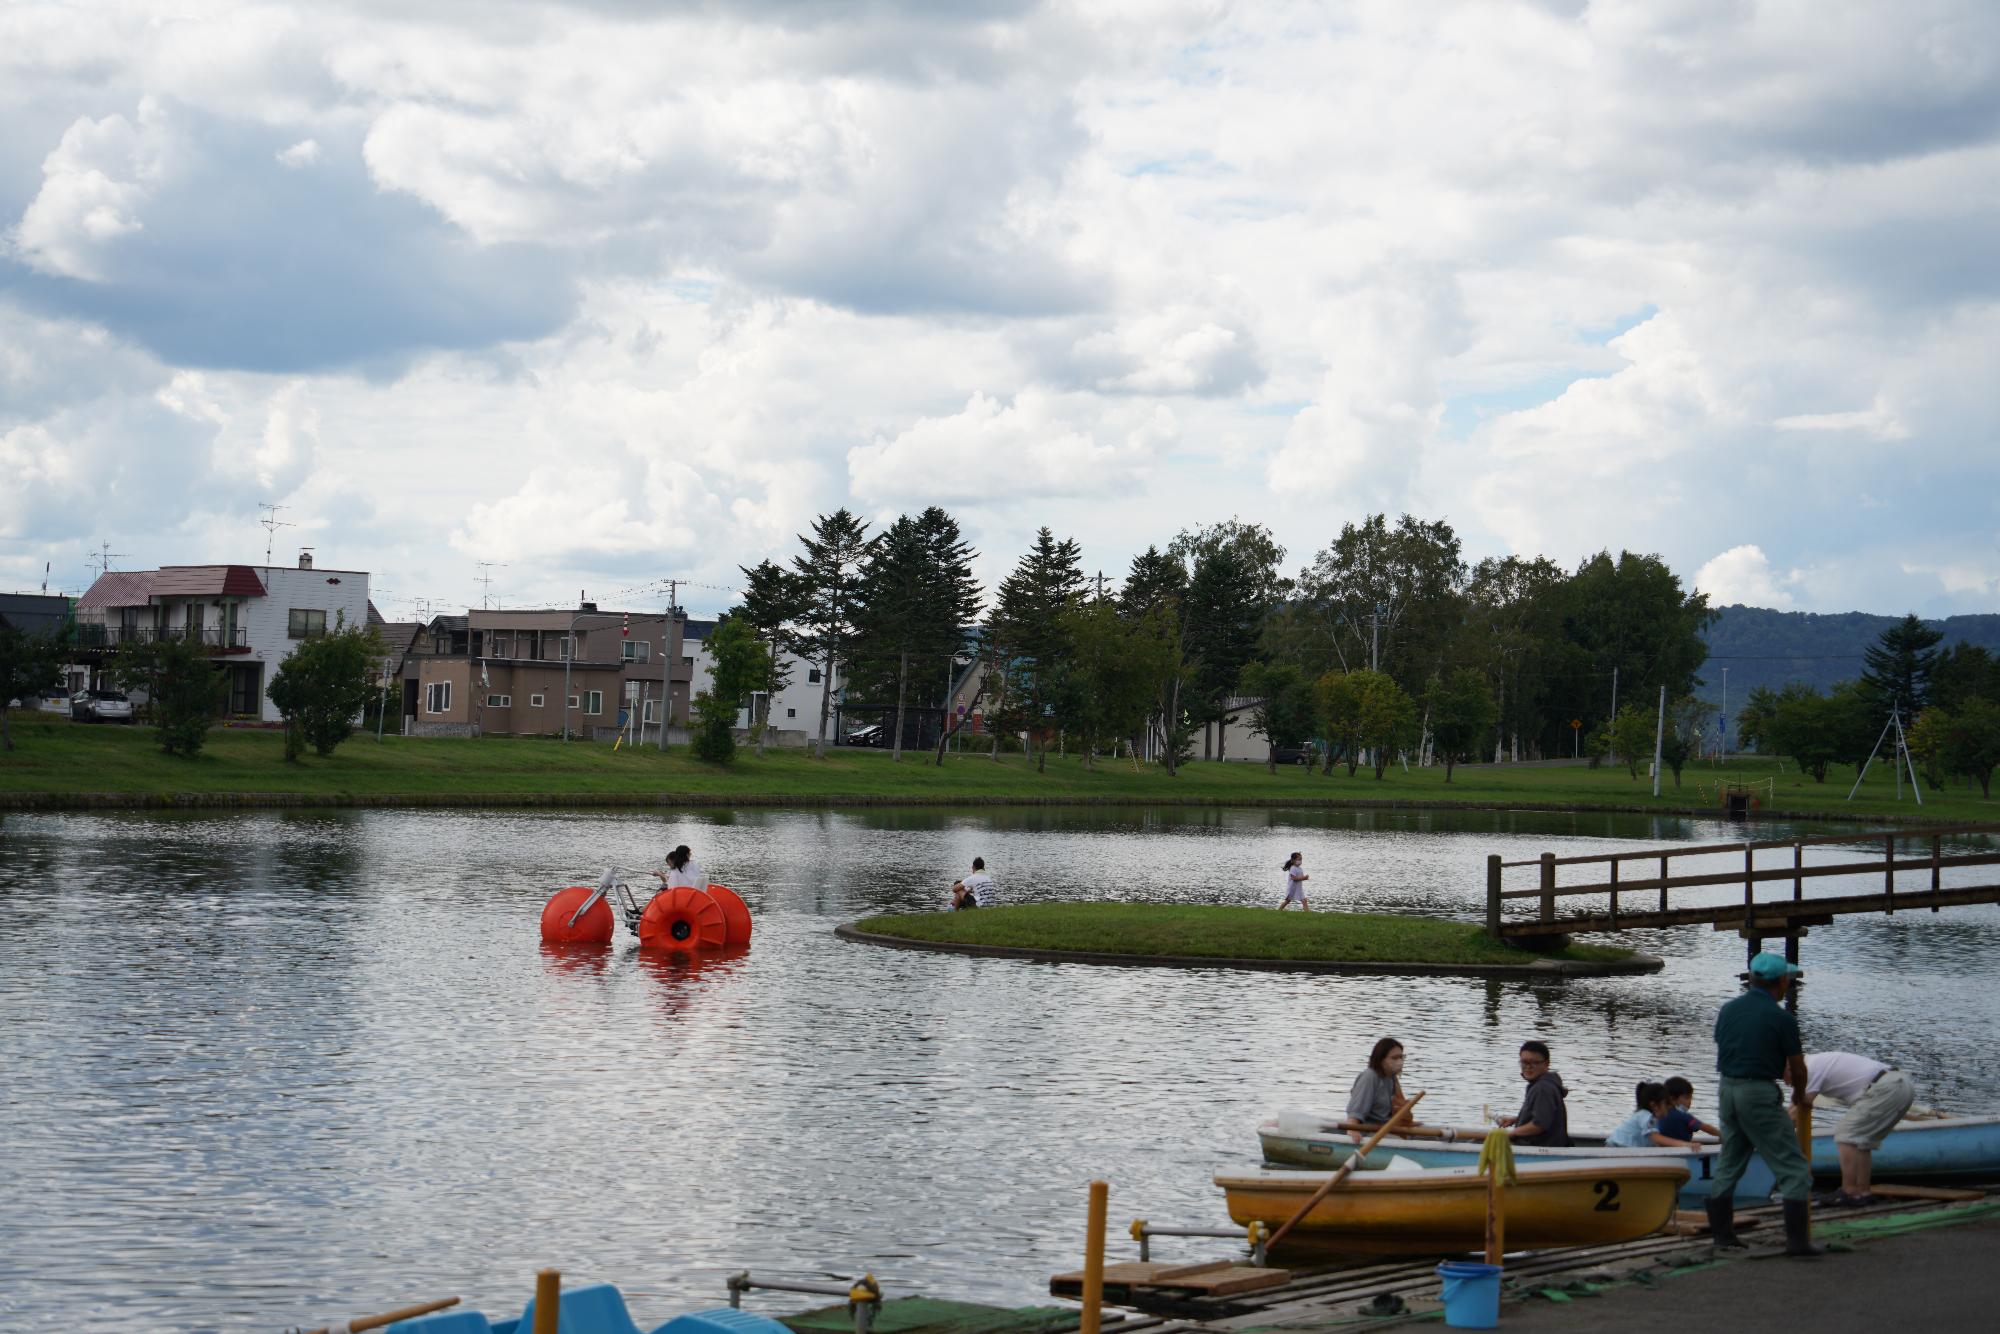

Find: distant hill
<box><xmin>1696</xmin><ymin>605</ymin><xmax>2000</xmax><ymax>713</ymax></box>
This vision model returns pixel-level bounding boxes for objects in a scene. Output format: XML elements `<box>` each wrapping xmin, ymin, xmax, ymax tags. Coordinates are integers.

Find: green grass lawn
<box><xmin>0</xmin><ymin>711</ymin><xmax>1992</xmax><ymax>823</ymax></box>
<box><xmin>853</xmin><ymin>902</ymin><xmax>1636</xmax><ymax>964</ymax></box>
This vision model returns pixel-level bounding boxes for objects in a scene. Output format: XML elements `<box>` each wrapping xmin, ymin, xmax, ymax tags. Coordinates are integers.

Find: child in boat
<box><xmin>1607</xmin><ymin>1081</ymin><xmax>1697</xmax><ymax>1148</ymax></box>
<box><xmin>1658</xmin><ymin>1075</ymin><xmax>1721</xmax><ymax>1141</ymax></box>
<box><xmin>653</xmin><ymin>845</ymin><xmax>706</xmax><ymax>890</ymax></box>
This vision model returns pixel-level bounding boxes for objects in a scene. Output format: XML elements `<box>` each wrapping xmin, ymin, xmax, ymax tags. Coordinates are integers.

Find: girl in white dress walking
<box><xmin>1279</xmin><ymin>851</ymin><xmax>1310</xmax><ymax>910</ymax></box>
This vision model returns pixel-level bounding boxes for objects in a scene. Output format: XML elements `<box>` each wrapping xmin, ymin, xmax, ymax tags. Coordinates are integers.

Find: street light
<box><xmin>561</xmin><ymin>611</ymin><xmax>623</xmax><ymax>742</ymax></box>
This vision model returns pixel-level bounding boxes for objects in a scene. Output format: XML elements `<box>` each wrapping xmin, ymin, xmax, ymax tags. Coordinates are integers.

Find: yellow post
<box><xmin>533</xmin><ymin>1270</ymin><xmax>560</xmax><ymax>1334</ymax></box>
<box><xmin>1484</xmin><ymin>1171</ymin><xmax>1505</xmax><ymax>1265</ymax></box>
<box><xmin>1794</xmin><ymin>1102</ymin><xmax>1814</xmax><ymax>1240</ymax></box>
<box><xmin>1080</xmin><ymin>1180</ymin><xmax>1109</xmax><ymax>1334</ymax></box>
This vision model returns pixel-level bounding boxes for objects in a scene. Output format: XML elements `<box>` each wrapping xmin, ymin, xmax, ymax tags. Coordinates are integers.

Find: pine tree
<box><xmin>789</xmin><ymin>510</ymin><xmax>871</xmax><ymax>756</ymax></box>
<box><xmin>736</xmin><ymin>559</ymin><xmax>807</xmax><ymax>755</ymax></box>
<box><xmin>1860</xmin><ymin>613</ymin><xmax>1944</xmax><ymax>718</ymax></box>
<box><xmin>986</xmin><ymin>527</ymin><xmax>1085</xmax><ymax>772</ymax></box>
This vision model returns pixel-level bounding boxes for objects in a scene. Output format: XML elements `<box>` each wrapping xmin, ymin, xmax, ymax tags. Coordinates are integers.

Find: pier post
<box><xmin>1081</xmin><ymin>1180</ymin><xmax>1108</xmax><ymax>1334</ymax></box>
<box><xmin>533</xmin><ymin>1271</ymin><xmax>560</xmax><ymax>1334</ymax></box>
<box><xmin>1538</xmin><ymin>853</ymin><xmax>1555</xmax><ymax>927</ymax></box>
<box><xmin>1486</xmin><ymin>855</ymin><xmax>1502</xmax><ymax>937</ymax></box>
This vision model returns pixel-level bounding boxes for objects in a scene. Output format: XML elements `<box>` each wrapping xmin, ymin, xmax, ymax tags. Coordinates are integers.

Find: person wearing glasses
<box><xmin>1495</xmin><ymin>1041</ymin><xmax>1571</xmax><ymax>1146</ymax></box>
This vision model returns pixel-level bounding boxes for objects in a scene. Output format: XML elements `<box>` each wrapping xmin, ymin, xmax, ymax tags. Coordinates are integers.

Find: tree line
<box><xmin>1738</xmin><ymin>615</ymin><xmax>2000</xmax><ymax>796</ymax></box>
<box><xmin>723</xmin><ymin>509</ymin><xmax>1718</xmax><ymax>779</ymax></box>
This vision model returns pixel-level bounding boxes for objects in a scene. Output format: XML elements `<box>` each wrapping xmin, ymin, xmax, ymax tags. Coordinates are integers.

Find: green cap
<box><xmin>1748</xmin><ymin>952</ymin><xmax>1803</xmax><ymax>981</ymax></box>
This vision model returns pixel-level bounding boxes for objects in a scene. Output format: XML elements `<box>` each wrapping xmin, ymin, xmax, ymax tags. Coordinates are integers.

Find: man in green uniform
<box><xmin>1707</xmin><ymin>952</ymin><xmax>1822</xmax><ymax>1257</ymax></box>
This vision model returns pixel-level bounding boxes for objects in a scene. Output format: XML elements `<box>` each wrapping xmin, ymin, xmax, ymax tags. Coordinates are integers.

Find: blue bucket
<box><xmin>1435</xmin><ymin>1261</ymin><xmax>1502</xmax><ymax>1328</ymax></box>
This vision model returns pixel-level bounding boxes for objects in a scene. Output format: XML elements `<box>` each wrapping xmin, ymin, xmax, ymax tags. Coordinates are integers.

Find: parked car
<box><xmin>1271</xmin><ymin>744</ymin><xmax>1317</xmax><ymax>766</ymax></box>
<box><xmin>843</xmin><ymin>724</ymin><xmax>885</xmax><ymax>747</ymax></box>
<box><xmin>71</xmin><ymin>689</ymin><xmax>135</xmax><ymax>723</ymax></box>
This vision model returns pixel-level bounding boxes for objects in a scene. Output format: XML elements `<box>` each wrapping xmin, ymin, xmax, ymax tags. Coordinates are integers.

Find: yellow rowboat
<box><xmin>1215</xmin><ymin>1158</ymin><xmax>1690</xmax><ymax>1254</ymax></box>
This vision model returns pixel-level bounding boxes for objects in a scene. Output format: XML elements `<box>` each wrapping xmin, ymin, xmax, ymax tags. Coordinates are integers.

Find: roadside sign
<box><xmin>1570</xmin><ymin>718</ymin><xmax>1582</xmax><ymax>729</ymax></box>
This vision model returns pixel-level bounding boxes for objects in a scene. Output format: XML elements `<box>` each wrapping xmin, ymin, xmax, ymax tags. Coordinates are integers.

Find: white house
<box><xmin>684</xmin><ymin>617</ymin><xmax>830</xmax><ymax>744</ymax></box>
<box><xmin>76</xmin><ymin>553</ymin><xmax>373</xmax><ymax>723</ymax></box>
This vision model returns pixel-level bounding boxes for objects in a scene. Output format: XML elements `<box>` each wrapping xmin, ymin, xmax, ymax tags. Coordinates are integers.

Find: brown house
<box><xmin>405</xmin><ymin>604</ymin><xmax>693</xmax><ymax>740</ymax></box>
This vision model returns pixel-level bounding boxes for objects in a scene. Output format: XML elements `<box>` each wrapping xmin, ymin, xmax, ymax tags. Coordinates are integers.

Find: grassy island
<box><xmin>849</xmin><ymin>903</ymin><xmax>1639</xmax><ymax>967</ymax></box>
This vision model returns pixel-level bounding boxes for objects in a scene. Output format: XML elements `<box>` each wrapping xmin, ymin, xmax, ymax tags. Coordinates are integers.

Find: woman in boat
<box><xmin>1345</xmin><ymin>1037</ymin><xmax>1418</xmax><ymax>1141</ymax></box>
<box><xmin>1607</xmin><ymin>1081</ymin><xmax>1697</xmax><ymax>1148</ymax></box>
<box><xmin>653</xmin><ymin>844</ymin><xmax>707</xmax><ymax>890</ymax></box>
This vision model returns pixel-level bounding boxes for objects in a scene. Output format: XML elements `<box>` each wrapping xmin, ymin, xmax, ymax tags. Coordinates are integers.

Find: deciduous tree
<box><xmin>109</xmin><ymin>633</ymin><xmax>228</xmax><ymax>758</ymax></box>
<box><xmin>0</xmin><ymin>620</ymin><xmax>71</xmax><ymax>753</ymax></box>
<box><xmin>268</xmin><ymin>618</ymin><xmax>383</xmax><ymax>760</ymax></box>
<box><xmin>1425</xmin><ymin>669</ymin><xmax>1497</xmax><ymax>783</ymax></box>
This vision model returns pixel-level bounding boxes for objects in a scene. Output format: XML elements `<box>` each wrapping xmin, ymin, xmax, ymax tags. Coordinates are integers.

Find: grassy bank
<box><xmin>1</xmin><ymin>712</ymin><xmax>1994</xmax><ymax>822</ymax></box>
<box><xmin>853</xmin><ymin>903</ymin><xmax>1635</xmax><ymax>964</ymax></box>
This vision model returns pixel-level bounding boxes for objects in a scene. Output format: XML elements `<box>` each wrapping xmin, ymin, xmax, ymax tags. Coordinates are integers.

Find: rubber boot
<box><xmin>1705</xmin><ymin>1196</ymin><xmax>1747</xmax><ymax>1251</ymax></box>
<box><xmin>1783</xmin><ymin>1199</ymin><xmax>1825</xmax><ymax>1257</ymax></box>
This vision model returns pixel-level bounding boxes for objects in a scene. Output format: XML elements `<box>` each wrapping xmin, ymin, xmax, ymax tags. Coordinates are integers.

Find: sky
<box><xmin>2</xmin><ymin>0</ymin><xmax>1997</xmax><ymax>623</ymax></box>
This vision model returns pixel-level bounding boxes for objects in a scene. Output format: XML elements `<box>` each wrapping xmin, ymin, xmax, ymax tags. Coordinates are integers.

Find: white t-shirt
<box><xmin>664</xmin><ymin>860</ymin><xmax>707</xmax><ymax>890</ymax></box>
<box><xmin>1805</xmin><ymin>1052</ymin><xmax>1888</xmax><ymax>1103</ymax></box>
<box><xmin>961</xmin><ymin>872</ymin><xmax>994</xmax><ymax>906</ymax></box>
<box><xmin>1284</xmin><ymin>865</ymin><xmax>1308</xmax><ymax>899</ymax></box>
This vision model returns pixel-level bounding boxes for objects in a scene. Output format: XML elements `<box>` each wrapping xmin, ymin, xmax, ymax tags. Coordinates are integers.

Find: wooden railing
<box><xmin>1484</xmin><ymin>823</ymin><xmax>2000</xmax><ymax>938</ymax></box>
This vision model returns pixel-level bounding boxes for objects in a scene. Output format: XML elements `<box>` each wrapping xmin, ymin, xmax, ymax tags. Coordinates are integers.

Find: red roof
<box><xmin>77</xmin><ymin>570</ymin><xmax>158</xmax><ymax>610</ymax></box>
<box><xmin>152</xmin><ymin>566</ymin><xmax>267</xmax><ymax>598</ymax></box>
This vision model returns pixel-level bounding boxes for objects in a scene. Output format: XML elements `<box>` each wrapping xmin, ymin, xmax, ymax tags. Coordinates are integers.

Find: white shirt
<box><xmin>961</xmin><ymin>872</ymin><xmax>994</xmax><ymax>906</ymax></box>
<box><xmin>664</xmin><ymin>860</ymin><xmax>707</xmax><ymax>889</ymax></box>
<box><xmin>1285</xmin><ymin>865</ymin><xmax>1308</xmax><ymax>896</ymax></box>
<box><xmin>1805</xmin><ymin>1052</ymin><xmax>1888</xmax><ymax>1103</ymax></box>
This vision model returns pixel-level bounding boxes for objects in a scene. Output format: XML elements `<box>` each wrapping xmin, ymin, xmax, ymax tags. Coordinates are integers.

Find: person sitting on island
<box><xmin>1345</xmin><ymin>1037</ymin><xmax>1419</xmax><ymax>1143</ymax></box>
<box><xmin>1278</xmin><ymin>851</ymin><xmax>1310</xmax><ymax>911</ymax></box>
<box><xmin>1659</xmin><ymin>1075</ymin><xmax>1722</xmax><ymax>1142</ymax></box>
<box><xmin>1803</xmin><ymin>1050</ymin><xmax>1917</xmax><ymax>1208</ymax></box>
<box><xmin>950</xmin><ymin>857</ymin><xmax>993</xmax><ymax>911</ymax></box>
<box><xmin>653</xmin><ymin>844</ymin><xmax>706</xmax><ymax>890</ymax></box>
<box><xmin>1495</xmin><ymin>1041</ymin><xmax>1571</xmax><ymax>1147</ymax></box>
<box><xmin>1607</xmin><ymin>1081</ymin><xmax>1697</xmax><ymax>1148</ymax></box>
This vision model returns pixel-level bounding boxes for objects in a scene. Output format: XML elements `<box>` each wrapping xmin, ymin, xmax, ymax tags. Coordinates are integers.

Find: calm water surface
<box><xmin>2</xmin><ymin>805</ymin><xmax>1996</xmax><ymax>1332</ymax></box>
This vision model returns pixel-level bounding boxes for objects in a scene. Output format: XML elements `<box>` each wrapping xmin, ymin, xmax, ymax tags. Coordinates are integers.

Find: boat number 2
<box><xmin>1591</xmin><ymin>1180</ymin><xmax>1622</xmax><ymax>1212</ymax></box>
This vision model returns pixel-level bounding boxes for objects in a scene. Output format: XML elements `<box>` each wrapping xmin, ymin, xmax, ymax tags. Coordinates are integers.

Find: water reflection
<box><xmin>0</xmin><ymin>804</ymin><xmax>1995</xmax><ymax>1332</ymax></box>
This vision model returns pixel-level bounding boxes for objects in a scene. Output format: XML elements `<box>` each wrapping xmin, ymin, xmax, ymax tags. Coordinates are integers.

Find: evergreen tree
<box><xmin>1860</xmin><ymin>613</ymin><xmax>1944</xmax><ymax>718</ymax></box>
<box><xmin>737</xmin><ymin>559</ymin><xmax>806</xmax><ymax>755</ymax></box>
<box><xmin>789</xmin><ymin>510</ymin><xmax>871</xmax><ymax>756</ymax></box>
<box><xmin>985</xmin><ymin>527</ymin><xmax>1085</xmax><ymax>773</ymax></box>
<box><xmin>1169</xmin><ymin>519</ymin><xmax>1288</xmax><ymax>760</ymax></box>
<box><xmin>851</xmin><ymin>508</ymin><xmax>980</xmax><ymax>762</ymax></box>
<box><xmin>1932</xmin><ymin>644</ymin><xmax>2000</xmax><ymax>713</ymax></box>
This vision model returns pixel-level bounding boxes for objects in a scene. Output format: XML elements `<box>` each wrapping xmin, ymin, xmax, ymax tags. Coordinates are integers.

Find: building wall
<box><xmin>686</xmin><ymin>629</ymin><xmax>831</xmax><ymax>740</ymax></box>
<box><xmin>242</xmin><ymin>565</ymin><xmax>373</xmax><ymax>723</ymax></box>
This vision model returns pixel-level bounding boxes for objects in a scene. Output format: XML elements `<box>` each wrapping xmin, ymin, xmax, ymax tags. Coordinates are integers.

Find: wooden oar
<box><xmin>293</xmin><ymin>1295</ymin><xmax>458</xmax><ymax>1334</ymax></box>
<box><xmin>1267</xmin><ymin>1092</ymin><xmax>1425</xmax><ymax>1251</ymax></box>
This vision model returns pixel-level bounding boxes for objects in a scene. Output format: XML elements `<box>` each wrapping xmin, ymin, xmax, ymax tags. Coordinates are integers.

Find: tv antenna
<box><xmin>90</xmin><ymin>541</ymin><xmax>129</xmax><ymax>580</ymax></box>
<box><xmin>476</xmin><ymin>562</ymin><xmax>509</xmax><ymax>610</ymax></box>
<box><xmin>259</xmin><ymin>503</ymin><xmax>293</xmax><ymax>565</ymax></box>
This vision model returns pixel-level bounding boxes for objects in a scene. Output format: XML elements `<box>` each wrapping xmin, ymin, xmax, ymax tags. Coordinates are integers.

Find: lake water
<box><xmin>2</xmin><ymin>804</ymin><xmax>1996</xmax><ymax>1332</ymax></box>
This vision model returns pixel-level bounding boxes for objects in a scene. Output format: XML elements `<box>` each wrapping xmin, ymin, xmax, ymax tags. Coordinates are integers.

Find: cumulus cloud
<box><xmin>1696</xmin><ymin>545</ymin><xmax>1803</xmax><ymax>611</ymax></box>
<box><xmin>5</xmin><ymin>0</ymin><xmax>2000</xmax><ymax>619</ymax></box>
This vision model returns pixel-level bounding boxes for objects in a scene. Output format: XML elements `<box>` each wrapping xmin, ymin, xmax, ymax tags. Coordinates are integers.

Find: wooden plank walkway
<box><xmin>1054</xmin><ymin>1190</ymin><xmax>2000</xmax><ymax>1330</ymax></box>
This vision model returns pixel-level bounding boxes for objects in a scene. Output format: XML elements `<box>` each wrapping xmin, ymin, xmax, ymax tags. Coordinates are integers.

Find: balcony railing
<box><xmin>75</xmin><ymin>624</ymin><xmax>248</xmax><ymax>650</ymax></box>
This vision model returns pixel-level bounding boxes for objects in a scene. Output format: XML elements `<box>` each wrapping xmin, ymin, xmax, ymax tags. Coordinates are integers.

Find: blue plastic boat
<box><xmin>386</xmin><ymin>1288</ymin><xmax>790</xmax><ymax>1334</ymax></box>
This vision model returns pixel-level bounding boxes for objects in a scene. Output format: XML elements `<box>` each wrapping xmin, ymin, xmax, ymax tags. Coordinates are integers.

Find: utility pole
<box><xmin>1610</xmin><ymin>665</ymin><xmax>1618</xmax><ymax>721</ymax></box>
<box><xmin>659</xmin><ymin>579</ymin><xmax>678</xmax><ymax>752</ymax></box>
<box><xmin>1651</xmin><ymin>684</ymin><xmax>1666</xmax><ymax>798</ymax></box>
<box><xmin>1720</xmin><ymin>666</ymin><xmax>1729</xmax><ymax>760</ymax></box>
<box><xmin>258</xmin><ymin>503</ymin><xmax>291</xmax><ymax>566</ymax></box>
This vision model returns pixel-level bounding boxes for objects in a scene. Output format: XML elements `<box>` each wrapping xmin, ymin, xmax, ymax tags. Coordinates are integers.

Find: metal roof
<box><xmin>151</xmin><ymin>566</ymin><xmax>267</xmax><ymax>598</ymax></box>
<box><xmin>76</xmin><ymin>570</ymin><xmax>158</xmax><ymax>610</ymax></box>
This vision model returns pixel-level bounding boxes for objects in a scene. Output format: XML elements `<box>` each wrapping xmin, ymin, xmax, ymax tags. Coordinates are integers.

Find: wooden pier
<box><xmin>1483</xmin><ymin>822</ymin><xmax>2000</xmax><ymax>945</ymax></box>
<box><xmin>1051</xmin><ymin>1190</ymin><xmax>2000</xmax><ymax>1330</ymax></box>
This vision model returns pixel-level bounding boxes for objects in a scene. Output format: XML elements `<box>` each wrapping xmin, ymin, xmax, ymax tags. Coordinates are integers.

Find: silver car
<box><xmin>71</xmin><ymin>690</ymin><xmax>135</xmax><ymax>723</ymax></box>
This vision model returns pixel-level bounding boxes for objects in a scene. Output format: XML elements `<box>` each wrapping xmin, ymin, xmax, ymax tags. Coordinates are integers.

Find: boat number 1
<box><xmin>1591</xmin><ymin>1180</ymin><xmax>1622</xmax><ymax>1212</ymax></box>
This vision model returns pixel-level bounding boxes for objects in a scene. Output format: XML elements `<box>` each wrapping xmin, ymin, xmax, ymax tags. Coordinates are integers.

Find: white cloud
<box><xmin>12</xmin><ymin>99</ymin><xmax>177</xmax><ymax>282</ymax></box>
<box><xmin>1775</xmin><ymin>395</ymin><xmax>1910</xmax><ymax>440</ymax></box>
<box><xmin>1695</xmin><ymin>545</ymin><xmax>1803</xmax><ymax>610</ymax></box>
<box><xmin>276</xmin><ymin>138</ymin><xmax>323</xmax><ymax>168</ymax></box>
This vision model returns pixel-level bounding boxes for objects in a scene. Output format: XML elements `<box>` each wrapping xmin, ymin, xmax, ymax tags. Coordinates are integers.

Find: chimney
<box><xmin>580</xmin><ymin>601</ymin><xmax>598</xmax><ymax>613</ymax></box>
<box><xmin>298</xmin><ymin>551</ymin><xmax>314</xmax><ymax>570</ymax></box>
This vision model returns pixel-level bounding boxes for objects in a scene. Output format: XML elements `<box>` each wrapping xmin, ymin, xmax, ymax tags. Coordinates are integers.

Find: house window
<box><xmin>583</xmin><ymin>690</ymin><xmax>603</xmax><ymax>715</ymax></box>
<box><xmin>808</xmin><ymin>667</ymin><xmax>821</xmax><ymax>683</ymax></box>
<box><xmin>486</xmin><ymin>694</ymin><xmax>510</xmax><ymax>708</ymax></box>
<box><xmin>490</xmin><ymin>632</ymin><xmax>513</xmax><ymax>658</ymax></box>
<box><xmin>642</xmin><ymin>700</ymin><xmax>659</xmax><ymax>724</ymax></box>
<box><xmin>425</xmin><ymin>681</ymin><xmax>452</xmax><ymax>714</ymax></box>
<box><xmin>288</xmin><ymin>608</ymin><xmax>327</xmax><ymax>639</ymax></box>
<box><xmin>559</xmin><ymin>635</ymin><xmax>576</xmax><ymax>660</ymax></box>
<box><xmin>787</xmin><ymin>707</ymin><xmax>796</xmax><ymax>718</ymax></box>
<box><xmin>621</xmin><ymin>640</ymin><xmax>651</xmax><ymax>663</ymax></box>
<box><xmin>681</xmin><ymin>655</ymin><xmax>693</xmax><ymax>667</ymax></box>
<box><xmin>530</xmin><ymin>693</ymin><xmax>544</xmax><ymax>707</ymax></box>
<box><xmin>567</xmin><ymin>694</ymin><xmax>580</xmax><ymax>709</ymax></box>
